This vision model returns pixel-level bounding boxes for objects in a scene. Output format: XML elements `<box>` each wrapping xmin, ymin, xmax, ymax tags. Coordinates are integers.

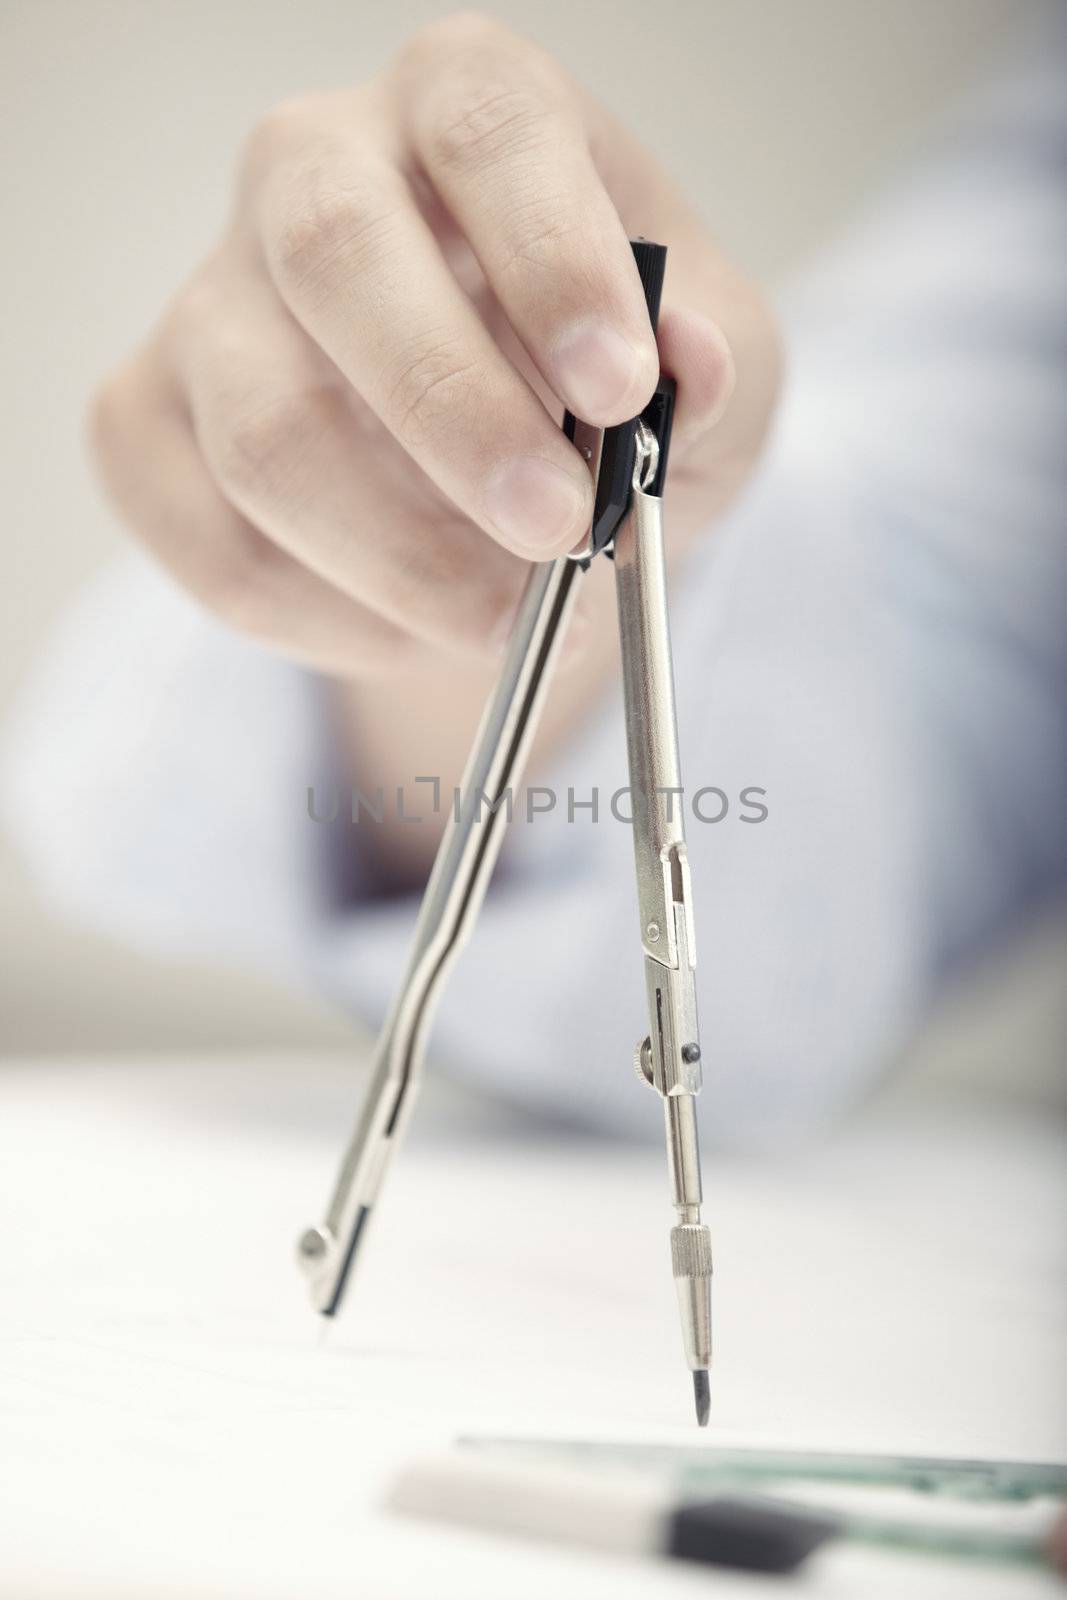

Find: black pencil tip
<box><xmin>693</xmin><ymin>1368</ymin><xmax>710</xmax><ymax>1427</ymax></box>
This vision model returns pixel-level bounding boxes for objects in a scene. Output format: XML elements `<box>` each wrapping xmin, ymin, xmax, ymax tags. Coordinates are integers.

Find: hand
<box><xmin>90</xmin><ymin>12</ymin><xmax>780</xmax><ymax>684</ymax></box>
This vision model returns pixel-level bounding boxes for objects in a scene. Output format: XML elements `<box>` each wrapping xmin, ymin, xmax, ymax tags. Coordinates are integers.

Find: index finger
<box><xmin>394</xmin><ymin>16</ymin><xmax>660</xmax><ymax>426</ymax></box>
<box><xmin>254</xmin><ymin>134</ymin><xmax>594</xmax><ymax>562</ymax></box>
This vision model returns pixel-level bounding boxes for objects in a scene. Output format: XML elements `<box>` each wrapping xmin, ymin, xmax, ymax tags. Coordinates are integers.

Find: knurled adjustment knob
<box><xmin>634</xmin><ymin>1035</ymin><xmax>655</xmax><ymax>1087</ymax></box>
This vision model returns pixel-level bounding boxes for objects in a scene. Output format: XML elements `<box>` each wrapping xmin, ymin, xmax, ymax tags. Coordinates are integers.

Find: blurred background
<box><xmin>1</xmin><ymin>0</ymin><xmax>1061</xmax><ymax>1070</ymax></box>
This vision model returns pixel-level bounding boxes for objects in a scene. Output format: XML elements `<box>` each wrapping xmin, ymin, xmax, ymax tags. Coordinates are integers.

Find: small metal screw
<box><xmin>681</xmin><ymin>1043</ymin><xmax>702</xmax><ymax>1065</ymax></box>
<box><xmin>646</xmin><ymin>921</ymin><xmax>660</xmax><ymax>942</ymax></box>
<box><xmin>634</xmin><ymin>1036</ymin><xmax>655</xmax><ymax>1086</ymax></box>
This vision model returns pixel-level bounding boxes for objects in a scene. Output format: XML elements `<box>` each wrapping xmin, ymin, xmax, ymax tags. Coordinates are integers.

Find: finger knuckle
<box><xmin>494</xmin><ymin>200</ymin><xmax>583</xmax><ymax>281</ymax></box>
<box><xmin>210</xmin><ymin>392</ymin><xmax>311</xmax><ymax>502</ymax></box>
<box><xmin>382</xmin><ymin>340</ymin><xmax>480</xmax><ymax>449</ymax></box>
<box><xmin>426</xmin><ymin>79</ymin><xmax>553</xmax><ymax>173</ymax></box>
<box><xmin>272</xmin><ymin>177</ymin><xmax>399</xmax><ymax>300</ymax></box>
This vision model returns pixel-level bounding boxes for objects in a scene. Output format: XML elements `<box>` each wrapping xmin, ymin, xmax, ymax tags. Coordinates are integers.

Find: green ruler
<box><xmin>463</xmin><ymin>1440</ymin><xmax>1067</xmax><ymax>1566</ymax></box>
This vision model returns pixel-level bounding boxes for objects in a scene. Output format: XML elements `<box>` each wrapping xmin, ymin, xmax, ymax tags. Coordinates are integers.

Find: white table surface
<box><xmin>1</xmin><ymin>1052</ymin><xmax>1064</xmax><ymax>1598</ymax></box>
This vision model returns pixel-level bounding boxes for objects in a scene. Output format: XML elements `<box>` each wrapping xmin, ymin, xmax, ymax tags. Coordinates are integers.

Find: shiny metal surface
<box><xmin>566</xmin><ymin>418</ymin><xmax>605</xmax><ymax>560</ymax></box>
<box><xmin>613</xmin><ymin>484</ymin><xmax>702</xmax><ymax>1096</ymax></box>
<box><xmin>299</xmin><ymin>554</ymin><xmax>584</xmax><ymax>1314</ymax></box>
<box><xmin>613</xmin><ymin>428</ymin><xmax>712</xmax><ymax>1402</ymax></box>
<box><xmin>300</xmin><ymin>395</ymin><xmax>710</xmax><ymax>1420</ymax></box>
<box><xmin>671</xmin><ymin>1222</ymin><xmax>713</xmax><ymax>1370</ymax></box>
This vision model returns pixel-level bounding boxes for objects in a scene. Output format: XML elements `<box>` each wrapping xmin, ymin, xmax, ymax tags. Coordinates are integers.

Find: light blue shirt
<box><xmin>5</xmin><ymin>21</ymin><xmax>1065</xmax><ymax>1144</ymax></box>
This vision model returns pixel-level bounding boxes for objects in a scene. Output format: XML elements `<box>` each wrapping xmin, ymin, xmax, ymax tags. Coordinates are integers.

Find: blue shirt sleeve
<box><xmin>4</xmin><ymin>22</ymin><xmax>1064</xmax><ymax>1143</ymax></box>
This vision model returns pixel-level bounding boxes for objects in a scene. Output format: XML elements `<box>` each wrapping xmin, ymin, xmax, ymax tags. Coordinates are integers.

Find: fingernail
<box><xmin>551</xmin><ymin>318</ymin><xmax>650</xmax><ymax>422</ymax></box>
<box><xmin>485</xmin><ymin>456</ymin><xmax>590</xmax><ymax>555</ymax></box>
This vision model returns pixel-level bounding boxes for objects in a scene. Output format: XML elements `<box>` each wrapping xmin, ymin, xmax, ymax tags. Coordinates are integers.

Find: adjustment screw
<box><xmin>634</xmin><ymin>1036</ymin><xmax>655</xmax><ymax>1086</ymax></box>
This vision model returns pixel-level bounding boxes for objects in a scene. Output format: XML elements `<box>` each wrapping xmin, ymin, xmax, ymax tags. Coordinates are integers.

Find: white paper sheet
<box><xmin>1</xmin><ymin>1055</ymin><xmax>1064</xmax><ymax>1598</ymax></box>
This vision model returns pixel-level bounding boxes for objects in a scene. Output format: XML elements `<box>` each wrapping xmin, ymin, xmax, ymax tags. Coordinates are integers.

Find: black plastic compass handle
<box><xmin>562</xmin><ymin>239</ymin><xmax>673</xmax><ymax>555</ymax></box>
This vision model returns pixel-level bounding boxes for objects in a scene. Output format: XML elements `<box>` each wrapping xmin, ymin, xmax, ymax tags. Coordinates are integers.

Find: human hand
<box><xmin>90</xmin><ymin>12</ymin><xmax>780</xmax><ymax>681</ymax></box>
